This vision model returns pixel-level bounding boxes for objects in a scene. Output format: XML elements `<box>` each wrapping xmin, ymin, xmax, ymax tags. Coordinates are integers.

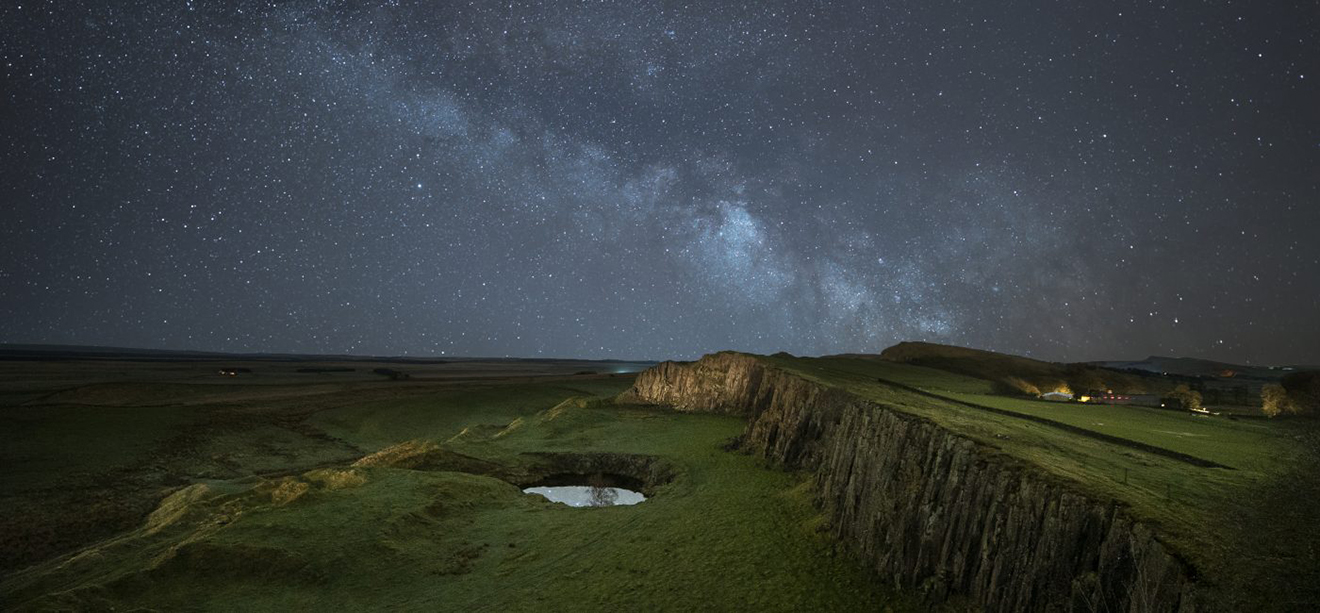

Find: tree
<box><xmin>1261</xmin><ymin>384</ymin><xmax>1296</xmax><ymax>418</ymax></box>
<box><xmin>1163</xmin><ymin>384</ymin><xmax>1202</xmax><ymax>412</ymax></box>
<box><xmin>997</xmin><ymin>376</ymin><xmax>1040</xmax><ymax>396</ymax></box>
<box><xmin>1281</xmin><ymin>371</ymin><xmax>1320</xmax><ymax>416</ymax></box>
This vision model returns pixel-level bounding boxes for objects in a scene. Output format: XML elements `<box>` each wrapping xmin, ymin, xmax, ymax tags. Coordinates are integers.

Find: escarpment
<box><xmin>627</xmin><ymin>352</ymin><xmax>1198</xmax><ymax>612</ymax></box>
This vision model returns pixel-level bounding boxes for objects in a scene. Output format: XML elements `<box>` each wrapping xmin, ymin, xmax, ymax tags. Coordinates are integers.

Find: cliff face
<box><xmin>628</xmin><ymin>353</ymin><xmax>1197</xmax><ymax>612</ymax></box>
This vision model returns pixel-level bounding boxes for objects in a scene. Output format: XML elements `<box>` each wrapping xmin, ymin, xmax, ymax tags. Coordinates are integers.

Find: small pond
<box><xmin>521</xmin><ymin>473</ymin><xmax>648</xmax><ymax>507</ymax></box>
<box><xmin>523</xmin><ymin>485</ymin><xmax>645</xmax><ymax>507</ymax></box>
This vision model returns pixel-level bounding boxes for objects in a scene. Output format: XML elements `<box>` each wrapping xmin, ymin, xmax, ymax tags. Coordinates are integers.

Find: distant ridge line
<box><xmin>0</xmin><ymin>344</ymin><xmax>655</xmax><ymax>365</ymax></box>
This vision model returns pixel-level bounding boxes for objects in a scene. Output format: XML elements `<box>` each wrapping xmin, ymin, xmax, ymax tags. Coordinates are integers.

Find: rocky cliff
<box><xmin>626</xmin><ymin>352</ymin><xmax>1198</xmax><ymax>612</ymax></box>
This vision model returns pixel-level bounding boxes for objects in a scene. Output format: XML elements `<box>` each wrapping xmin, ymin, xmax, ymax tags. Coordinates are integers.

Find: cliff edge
<box><xmin>625</xmin><ymin>352</ymin><xmax>1198</xmax><ymax>612</ymax></box>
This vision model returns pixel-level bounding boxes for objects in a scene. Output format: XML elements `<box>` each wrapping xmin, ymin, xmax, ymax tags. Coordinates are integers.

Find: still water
<box><xmin>523</xmin><ymin>485</ymin><xmax>645</xmax><ymax>507</ymax></box>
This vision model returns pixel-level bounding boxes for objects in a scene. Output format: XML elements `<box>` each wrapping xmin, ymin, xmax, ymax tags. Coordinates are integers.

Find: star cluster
<box><xmin>2</xmin><ymin>1</ymin><xmax>1317</xmax><ymax>363</ymax></box>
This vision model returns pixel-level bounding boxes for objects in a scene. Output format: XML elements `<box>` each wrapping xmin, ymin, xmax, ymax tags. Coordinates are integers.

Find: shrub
<box><xmin>1261</xmin><ymin>384</ymin><xmax>1296</xmax><ymax>418</ymax></box>
<box><xmin>998</xmin><ymin>376</ymin><xmax>1040</xmax><ymax>396</ymax></box>
<box><xmin>1162</xmin><ymin>384</ymin><xmax>1202</xmax><ymax>412</ymax></box>
<box><xmin>1281</xmin><ymin>371</ymin><xmax>1320</xmax><ymax>415</ymax></box>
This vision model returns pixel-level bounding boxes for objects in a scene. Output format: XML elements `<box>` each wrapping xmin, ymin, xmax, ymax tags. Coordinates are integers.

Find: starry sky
<box><xmin>2</xmin><ymin>1</ymin><xmax>1317</xmax><ymax>363</ymax></box>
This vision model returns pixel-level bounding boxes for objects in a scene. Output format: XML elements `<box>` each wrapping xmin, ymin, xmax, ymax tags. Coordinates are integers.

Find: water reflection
<box><xmin>523</xmin><ymin>485</ymin><xmax>645</xmax><ymax>507</ymax></box>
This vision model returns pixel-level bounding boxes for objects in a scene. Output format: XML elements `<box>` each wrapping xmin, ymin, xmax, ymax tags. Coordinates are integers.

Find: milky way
<box><xmin>2</xmin><ymin>1</ymin><xmax>1317</xmax><ymax>363</ymax></box>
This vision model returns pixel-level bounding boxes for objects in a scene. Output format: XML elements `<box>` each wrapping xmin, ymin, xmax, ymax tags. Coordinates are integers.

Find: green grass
<box><xmin>307</xmin><ymin>379</ymin><xmax>632</xmax><ymax>452</ymax></box>
<box><xmin>874</xmin><ymin>341</ymin><xmax>1173</xmax><ymax>395</ymax></box>
<box><xmin>756</xmin><ymin>353</ymin><xmax>1304</xmax><ymax>573</ymax></box>
<box><xmin>812</xmin><ymin>355</ymin><xmax>998</xmax><ymax>395</ymax></box>
<box><xmin>0</xmin><ymin>405</ymin><xmax>195</xmax><ymax>490</ymax></box>
<box><xmin>940</xmin><ymin>392</ymin><xmax>1285</xmax><ymax>471</ymax></box>
<box><xmin>0</xmin><ymin>368</ymin><xmax>638</xmax><ymax>578</ymax></box>
<box><xmin>7</xmin><ymin>353</ymin><xmax>1304</xmax><ymax>610</ymax></box>
<box><xmin>1</xmin><ymin>363</ymin><xmax>916</xmax><ymax>612</ymax></box>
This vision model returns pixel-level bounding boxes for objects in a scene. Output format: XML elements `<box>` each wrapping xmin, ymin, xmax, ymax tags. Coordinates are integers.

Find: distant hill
<box><xmin>1088</xmin><ymin>356</ymin><xmax>1308</xmax><ymax>381</ymax></box>
<box><xmin>878</xmin><ymin>341</ymin><xmax>1167</xmax><ymax>395</ymax></box>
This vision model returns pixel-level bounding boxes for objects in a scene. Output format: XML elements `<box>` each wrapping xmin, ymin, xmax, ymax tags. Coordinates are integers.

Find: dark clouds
<box><xmin>2</xmin><ymin>1</ymin><xmax>1317</xmax><ymax>363</ymax></box>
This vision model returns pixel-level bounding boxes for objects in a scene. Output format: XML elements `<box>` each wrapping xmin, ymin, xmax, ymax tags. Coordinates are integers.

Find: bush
<box><xmin>371</xmin><ymin>368</ymin><xmax>411</xmax><ymax>381</ymax></box>
<box><xmin>1281</xmin><ymin>371</ymin><xmax>1320</xmax><ymax>415</ymax></box>
<box><xmin>997</xmin><ymin>376</ymin><xmax>1041</xmax><ymax>396</ymax></box>
<box><xmin>1162</xmin><ymin>384</ymin><xmax>1202</xmax><ymax>412</ymax></box>
<box><xmin>1261</xmin><ymin>384</ymin><xmax>1297</xmax><ymax>418</ymax></box>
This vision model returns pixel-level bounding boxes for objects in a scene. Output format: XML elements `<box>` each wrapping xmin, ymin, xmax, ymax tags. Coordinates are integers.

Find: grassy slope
<box><xmin>306</xmin><ymin>378</ymin><xmax>631</xmax><ymax>452</ymax></box>
<box><xmin>8</xmin><ymin>353</ymin><xmax>1303</xmax><ymax>609</ymax></box>
<box><xmin>876</xmin><ymin>341</ymin><xmax>1169</xmax><ymax>394</ymax></box>
<box><xmin>2</xmin><ymin>367</ymin><xmax>912</xmax><ymax>612</ymax></box>
<box><xmin>0</xmin><ymin>366</ymin><xmax>639</xmax><ymax>574</ymax></box>
<box><xmin>759</xmin><ymin>353</ymin><xmax>1301</xmax><ymax>574</ymax></box>
<box><xmin>104</xmin><ymin>405</ymin><xmax>898</xmax><ymax>612</ymax></box>
<box><xmin>941</xmin><ymin>392</ymin><xmax>1283</xmax><ymax>471</ymax></box>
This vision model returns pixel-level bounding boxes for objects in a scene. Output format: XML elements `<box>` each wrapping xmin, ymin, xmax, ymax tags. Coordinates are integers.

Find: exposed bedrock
<box><xmin>625</xmin><ymin>352</ymin><xmax>1197</xmax><ymax>612</ymax></box>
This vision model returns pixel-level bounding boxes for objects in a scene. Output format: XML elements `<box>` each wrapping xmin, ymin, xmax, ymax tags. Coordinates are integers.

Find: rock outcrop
<box><xmin>626</xmin><ymin>352</ymin><xmax>1198</xmax><ymax>612</ymax></box>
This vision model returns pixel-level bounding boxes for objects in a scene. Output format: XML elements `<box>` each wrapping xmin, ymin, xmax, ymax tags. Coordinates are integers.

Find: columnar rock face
<box><xmin>628</xmin><ymin>352</ymin><xmax>1198</xmax><ymax>612</ymax></box>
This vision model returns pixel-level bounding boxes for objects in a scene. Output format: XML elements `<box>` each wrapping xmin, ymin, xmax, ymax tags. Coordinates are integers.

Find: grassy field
<box><xmin>759</xmin><ymin>353</ymin><xmax>1306</xmax><ymax>576</ymax></box>
<box><xmin>4</xmin><ymin>351</ymin><xmax>1312</xmax><ymax>610</ymax></box>
<box><xmin>939</xmin><ymin>392</ymin><xmax>1284</xmax><ymax>471</ymax></box>
<box><xmin>0</xmin><ymin>359</ymin><xmax>914</xmax><ymax>612</ymax></box>
<box><xmin>874</xmin><ymin>341</ymin><xmax>1173</xmax><ymax>395</ymax></box>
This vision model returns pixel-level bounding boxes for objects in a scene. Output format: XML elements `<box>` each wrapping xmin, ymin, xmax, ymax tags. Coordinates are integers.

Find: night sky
<box><xmin>2</xmin><ymin>1</ymin><xmax>1317</xmax><ymax>363</ymax></box>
